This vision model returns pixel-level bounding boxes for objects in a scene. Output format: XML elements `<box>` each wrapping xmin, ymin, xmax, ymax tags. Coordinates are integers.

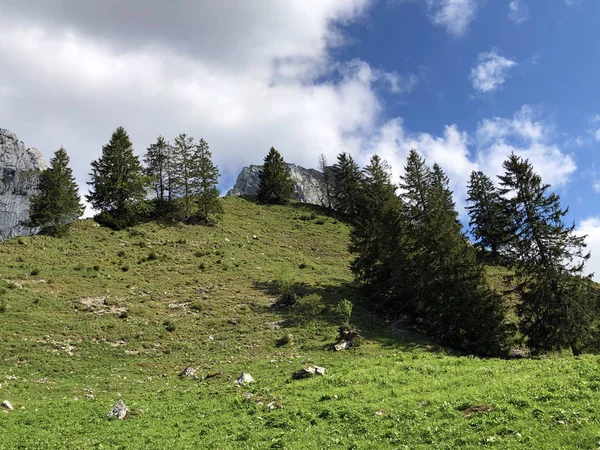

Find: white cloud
<box><xmin>470</xmin><ymin>50</ymin><xmax>518</xmax><ymax>93</ymax></box>
<box><xmin>593</xmin><ymin>182</ymin><xmax>600</xmax><ymax>193</ymax></box>
<box><xmin>565</xmin><ymin>0</ymin><xmax>581</xmax><ymax>6</ymax></box>
<box><xmin>426</xmin><ymin>0</ymin><xmax>479</xmax><ymax>37</ymax></box>
<box><xmin>508</xmin><ymin>0</ymin><xmax>529</xmax><ymax>24</ymax></box>
<box><xmin>577</xmin><ymin>217</ymin><xmax>600</xmax><ymax>280</ymax></box>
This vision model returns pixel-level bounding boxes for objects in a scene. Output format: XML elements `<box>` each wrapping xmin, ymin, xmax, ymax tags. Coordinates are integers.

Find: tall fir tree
<box><xmin>86</xmin><ymin>127</ymin><xmax>148</xmax><ymax>228</ymax></box>
<box><xmin>466</xmin><ymin>170</ymin><xmax>509</xmax><ymax>258</ymax></box>
<box><xmin>28</xmin><ymin>147</ymin><xmax>84</xmax><ymax>236</ymax></box>
<box><xmin>193</xmin><ymin>138</ymin><xmax>223</xmax><ymax>224</ymax></box>
<box><xmin>257</xmin><ymin>147</ymin><xmax>295</xmax><ymax>204</ymax></box>
<box><xmin>331</xmin><ymin>152</ymin><xmax>362</xmax><ymax>219</ymax></box>
<box><xmin>499</xmin><ymin>153</ymin><xmax>595</xmax><ymax>354</ymax></box>
<box><xmin>171</xmin><ymin>133</ymin><xmax>198</xmax><ymax>219</ymax></box>
<box><xmin>318</xmin><ymin>153</ymin><xmax>333</xmax><ymax>209</ymax></box>
<box><xmin>144</xmin><ymin>135</ymin><xmax>170</xmax><ymax>203</ymax></box>
<box><xmin>398</xmin><ymin>151</ymin><xmax>509</xmax><ymax>355</ymax></box>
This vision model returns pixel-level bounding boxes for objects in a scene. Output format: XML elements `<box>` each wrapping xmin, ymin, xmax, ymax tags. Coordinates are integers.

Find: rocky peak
<box><xmin>0</xmin><ymin>129</ymin><xmax>47</xmax><ymax>241</ymax></box>
<box><xmin>226</xmin><ymin>163</ymin><xmax>325</xmax><ymax>205</ymax></box>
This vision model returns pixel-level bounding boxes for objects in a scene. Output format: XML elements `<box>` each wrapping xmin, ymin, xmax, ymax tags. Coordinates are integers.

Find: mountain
<box><xmin>226</xmin><ymin>163</ymin><xmax>324</xmax><ymax>205</ymax></box>
<box><xmin>0</xmin><ymin>129</ymin><xmax>47</xmax><ymax>241</ymax></box>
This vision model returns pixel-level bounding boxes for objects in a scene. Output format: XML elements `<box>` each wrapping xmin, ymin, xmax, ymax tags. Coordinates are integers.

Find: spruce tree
<box><xmin>86</xmin><ymin>127</ymin><xmax>148</xmax><ymax>228</ymax></box>
<box><xmin>28</xmin><ymin>147</ymin><xmax>84</xmax><ymax>236</ymax></box>
<box><xmin>193</xmin><ymin>138</ymin><xmax>223</xmax><ymax>224</ymax></box>
<box><xmin>499</xmin><ymin>153</ymin><xmax>594</xmax><ymax>353</ymax></box>
<box><xmin>466</xmin><ymin>170</ymin><xmax>508</xmax><ymax>258</ymax></box>
<box><xmin>331</xmin><ymin>152</ymin><xmax>362</xmax><ymax>218</ymax></box>
<box><xmin>144</xmin><ymin>135</ymin><xmax>170</xmax><ymax>203</ymax></box>
<box><xmin>257</xmin><ymin>147</ymin><xmax>295</xmax><ymax>204</ymax></box>
<box><xmin>171</xmin><ymin>133</ymin><xmax>198</xmax><ymax>219</ymax></box>
<box><xmin>318</xmin><ymin>153</ymin><xmax>333</xmax><ymax>209</ymax></box>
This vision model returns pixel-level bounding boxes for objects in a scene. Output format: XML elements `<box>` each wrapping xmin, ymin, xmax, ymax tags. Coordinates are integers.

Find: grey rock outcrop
<box><xmin>0</xmin><ymin>129</ymin><xmax>47</xmax><ymax>241</ymax></box>
<box><xmin>227</xmin><ymin>163</ymin><xmax>324</xmax><ymax>205</ymax></box>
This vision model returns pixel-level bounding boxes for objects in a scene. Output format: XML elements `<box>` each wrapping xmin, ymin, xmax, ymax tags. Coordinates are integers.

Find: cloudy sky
<box><xmin>1</xmin><ymin>0</ymin><xmax>600</xmax><ymax>276</ymax></box>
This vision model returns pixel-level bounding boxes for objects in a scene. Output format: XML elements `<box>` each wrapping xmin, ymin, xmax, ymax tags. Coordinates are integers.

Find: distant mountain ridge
<box><xmin>226</xmin><ymin>163</ymin><xmax>325</xmax><ymax>205</ymax></box>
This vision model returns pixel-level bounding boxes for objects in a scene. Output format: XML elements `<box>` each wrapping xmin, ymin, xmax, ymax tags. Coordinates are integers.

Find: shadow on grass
<box><xmin>251</xmin><ymin>279</ymin><xmax>442</xmax><ymax>354</ymax></box>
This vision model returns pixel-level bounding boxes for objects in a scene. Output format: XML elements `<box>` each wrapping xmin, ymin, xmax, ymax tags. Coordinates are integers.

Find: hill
<box><xmin>1</xmin><ymin>197</ymin><xmax>600</xmax><ymax>449</ymax></box>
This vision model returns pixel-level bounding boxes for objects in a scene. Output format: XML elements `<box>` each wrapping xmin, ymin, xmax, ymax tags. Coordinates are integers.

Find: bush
<box><xmin>30</xmin><ymin>268</ymin><xmax>40</xmax><ymax>276</ymax></box>
<box><xmin>337</xmin><ymin>298</ymin><xmax>353</xmax><ymax>327</ymax></box>
<box><xmin>164</xmin><ymin>320</ymin><xmax>176</xmax><ymax>332</ymax></box>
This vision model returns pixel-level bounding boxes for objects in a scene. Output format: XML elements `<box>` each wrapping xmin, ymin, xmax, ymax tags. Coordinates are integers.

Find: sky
<box><xmin>1</xmin><ymin>0</ymin><xmax>600</xmax><ymax>277</ymax></box>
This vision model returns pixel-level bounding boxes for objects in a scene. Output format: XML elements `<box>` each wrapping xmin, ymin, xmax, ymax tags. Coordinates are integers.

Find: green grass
<box><xmin>1</xmin><ymin>197</ymin><xmax>600</xmax><ymax>449</ymax></box>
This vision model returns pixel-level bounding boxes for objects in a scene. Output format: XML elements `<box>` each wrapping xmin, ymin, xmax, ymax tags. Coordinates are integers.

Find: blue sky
<box><xmin>0</xmin><ymin>0</ymin><xmax>599</xmax><ymax>276</ymax></box>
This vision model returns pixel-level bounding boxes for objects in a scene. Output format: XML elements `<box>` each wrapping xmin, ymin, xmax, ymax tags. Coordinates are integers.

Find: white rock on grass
<box><xmin>1</xmin><ymin>400</ymin><xmax>14</xmax><ymax>411</ymax></box>
<box><xmin>107</xmin><ymin>399</ymin><xmax>128</xmax><ymax>420</ymax></box>
<box><xmin>235</xmin><ymin>373</ymin><xmax>255</xmax><ymax>385</ymax></box>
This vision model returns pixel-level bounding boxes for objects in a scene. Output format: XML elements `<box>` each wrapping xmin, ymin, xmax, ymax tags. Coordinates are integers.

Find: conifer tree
<box><xmin>466</xmin><ymin>170</ymin><xmax>508</xmax><ymax>257</ymax></box>
<box><xmin>193</xmin><ymin>138</ymin><xmax>223</xmax><ymax>224</ymax></box>
<box><xmin>171</xmin><ymin>133</ymin><xmax>198</xmax><ymax>219</ymax></box>
<box><xmin>499</xmin><ymin>153</ymin><xmax>595</xmax><ymax>353</ymax></box>
<box><xmin>331</xmin><ymin>152</ymin><xmax>362</xmax><ymax>218</ymax></box>
<box><xmin>318</xmin><ymin>153</ymin><xmax>333</xmax><ymax>209</ymax></box>
<box><xmin>86</xmin><ymin>127</ymin><xmax>148</xmax><ymax>228</ymax></box>
<box><xmin>257</xmin><ymin>147</ymin><xmax>295</xmax><ymax>204</ymax></box>
<box><xmin>28</xmin><ymin>147</ymin><xmax>84</xmax><ymax>236</ymax></box>
<box><xmin>144</xmin><ymin>136</ymin><xmax>170</xmax><ymax>203</ymax></box>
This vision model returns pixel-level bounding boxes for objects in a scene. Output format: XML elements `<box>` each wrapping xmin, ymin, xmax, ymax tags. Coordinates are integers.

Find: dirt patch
<box><xmin>463</xmin><ymin>404</ymin><xmax>493</xmax><ymax>417</ymax></box>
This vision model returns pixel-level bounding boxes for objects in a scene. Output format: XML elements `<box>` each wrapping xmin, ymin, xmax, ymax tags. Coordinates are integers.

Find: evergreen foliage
<box><xmin>318</xmin><ymin>153</ymin><xmax>333</xmax><ymax>209</ymax></box>
<box><xmin>499</xmin><ymin>153</ymin><xmax>595</xmax><ymax>353</ymax></box>
<box><xmin>144</xmin><ymin>136</ymin><xmax>172</xmax><ymax>203</ymax></box>
<box><xmin>86</xmin><ymin>127</ymin><xmax>148</xmax><ymax>228</ymax></box>
<box><xmin>331</xmin><ymin>152</ymin><xmax>362</xmax><ymax>218</ymax></box>
<box><xmin>257</xmin><ymin>147</ymin><xmax>295</xmax><ymax>204</ymax></box>
<box><xmin>28</xmin><ymin>147</ymin><xmax>84</xmax><ymax>236</ymax></box>
<box><xmin>466</xmin><ymin>170</ymin><xmax>509</xmax><ymax>258</ymax></box>
<box><xmin>193</xmin><ymin>138</ymin><xmax>223</xmax><ymax>224</ymax></box>
<box><xmin>171</xmin><ymin>133</ymin><xmax>198</xmax><ymax>219</ymax></box>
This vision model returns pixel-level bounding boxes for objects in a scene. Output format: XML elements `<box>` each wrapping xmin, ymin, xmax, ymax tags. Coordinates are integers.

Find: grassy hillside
<box><xmin>1</xmin><ymin>197</ymin><xmax>600</xmax><ymax>449</ymax></box>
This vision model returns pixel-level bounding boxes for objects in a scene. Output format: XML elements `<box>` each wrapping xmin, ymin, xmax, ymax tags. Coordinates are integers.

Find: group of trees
<box><xmin>337</xmin><ymin>149</ymin><xmax>596</xmax><ymax>356</ymax></box>
<box><xmin>27</xmin><ymin>127</ymin><xmax>598</xmax><ymax>356</ymax></box>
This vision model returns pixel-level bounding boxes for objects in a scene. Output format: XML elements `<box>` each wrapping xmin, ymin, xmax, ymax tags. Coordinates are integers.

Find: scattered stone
<box><xmin>252</xmin><ymin>235</ymin><xmax>258</xmax><ymax>240</ymax></box>
<box><xmin>208</xmin><ymin>335</ymin><xmax>214</xmax><ymax>341</ymax></box>
<box><xmin>5</xmin><ymin>375</ymin><xmax>18</xmax><ymax>380</ymax></box>
<box><xmin>292</xmin><ymin>365</ymin><xmax>326</xmax><ymax>379</ymax></box>
<box><xmin>224</xmin><ymin>237</ymin><xmax>230</xmax><ymax>242</ymax></box>
<box><xmin>243</xmin><ymin>392</ymin><xmax>254</xmax><ymax>399</ymax></box>
<box><xmin>179</xmin><ymin>367</ymin><xmax>197</xmax><ymax>378</ymax></box>
<box><xmin>2</xmin><ymin>400</ymin><xmax>14</xmax><ymax>411</ymax></box>
<box><xmin>375</xmin><ymin>409</ymin><xmax>385</xmax><ymax>416</ymax></box>
<box><xmin>84</xmin><ymin>394</ymin><xmax>94</xmax><ymax>400</ymax></box>
<box><xmin>36</xmin><ymin>378</ymin><xmax>48</xmax><ymax>383</ymax></box>
<box><xmin>228</xmin><ymin>317</ymin><xmax>240</xmax><ymax>325</ymax></box>
<box><xmin>235</xmin><ymin>373</ymin><xmax>255</xmax><ymax>385</ymax></box>
<box><xmin>332</xmin><ymin>341</ymin><xmax>352</xmax><ymax>351</ymax></box>
<box><xmin>107</xmin><ymin>400</ymin><xmax>129</xmax><ymax>420</ymax></box>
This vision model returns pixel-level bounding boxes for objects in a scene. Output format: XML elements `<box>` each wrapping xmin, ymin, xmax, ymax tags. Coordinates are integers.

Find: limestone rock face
<box><xmin>0</xmin><ymin>129</ymin><xmax>47</xmax><ymax>241</ymax></box>
<box><xmin>227</xmin><ymin>163</ymin><xmax>324</xmax><ymax>205</ymax></box>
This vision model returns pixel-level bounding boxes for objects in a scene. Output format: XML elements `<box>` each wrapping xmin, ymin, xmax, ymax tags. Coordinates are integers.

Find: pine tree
<box><xmin>398</xmin><ymin>151</ymin><xmax>509</xmax><ymax>355</ymax></box>
<box><xmin>466</xmin><ymin>170</ymin><xmax>508</xmax><ymax>258</ymax></box>
<box><xmin>499</xmin><ymin>153</ymin><xmax>595</xmax><ymax>353</ymax></box>
<box><xmin>171</xmin><ymin>133</ymin><xmax>198</xmax><ymax>220</ymax></box>
<box><xmin>193</xmin><ymin>138</ymin><xmax>223</xmax><ymax>224</ymax></box>
<box><xmin>144</xmin><ymin>135</ymin><xmax>170</xmax><ymax>203</ymax></box>
<box><xmin>350</xmin><ymin>155</ymin><xmax>407</xmax><ymax>312</ymax></box>
<box><xmin>331</xmin><ymin>152</ymin><xmax>362</xmax><ymax>218</ymax></box>
<box><xmin>28</xmin><ymin>147</ymin><xmax>84</xmax><ymax>236</ymax></box>
<box><xmin>86</xmin><ymin>127</ymin><xmax>148</xmax><ymax>228</ymax></box>
<box><xmin>318</xmin><ymin>153</ymin><xmax>333</xmax><ymax>209</ymax></box>
<box><xmin>257</xmin><ymin>147</ymin><xmax>295</xmax><ymax>204</ymax></box>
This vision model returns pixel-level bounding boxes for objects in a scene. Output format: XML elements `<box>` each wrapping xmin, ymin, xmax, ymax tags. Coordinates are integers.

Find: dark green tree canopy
<box><xmin>144</xmin><ymin>135</ymin><xmax>171</xmax><ymax>203</ymax></box>
<box><xmin>193</xmin><ymin>138</ymin><xmax>223</xmax><ymax>224</ymax></box>
<box><xmin>331</xmin><ymin>152</ymin><xmax>362</xmax><ymax>218</ymax></box>
<box><xmin>257</xmin><ymin>147</ymin><xmax>295</xmax><ymax>204</ymax></box>
<box><xmin>86</xmin><ymin>127</ymin><xmax>148</xmax><ymax>227</ymax></box>
<box><xmin>28</xmin><ymin>147</ymin><xmax>84</xmax><ymax>236</ymax></box>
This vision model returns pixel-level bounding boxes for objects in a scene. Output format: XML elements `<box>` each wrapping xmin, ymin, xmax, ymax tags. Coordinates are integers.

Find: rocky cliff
<box><xmin>0</xmin><ymin>129</ymin><xmax>47</xmax><ymax>241</ymax></box>
<box><xmin>226</xmin><ymin>163</ymin><xmax>324</xmax><ymax>205</ymax></box>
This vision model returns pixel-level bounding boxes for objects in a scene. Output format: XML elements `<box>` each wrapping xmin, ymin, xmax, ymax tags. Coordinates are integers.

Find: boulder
<box><xmin>107</xmin><ymin>399</ymin><xmax>128</xmax><ymax>420</ymax></box>
<box><xmin>226</xmin><ymin>163</ymin><xmax>324</xmax><ymax>205</ymax></box>
<box><xmin>0</xmin><ymin>129</ymin><xmax>47</xmax><ymax>241</ymax></box>
<box><xmin>178</xmin><ymin>366</ymin><xmax>197</xmax><ymax>378</ymax></box>
<box><xmin>1</xmin><ymin>400</ymin><xmax>14</xmax><ymax>411</ymax></box>
<box><xmin>292</xmin><ymin>365</ymin><xmax>326</xmax><ymax>379</ymax></box>
<box><xmin>235</xmin><ymin>373</ymin><xmax>255</xmax><ymax>385</ymax></box>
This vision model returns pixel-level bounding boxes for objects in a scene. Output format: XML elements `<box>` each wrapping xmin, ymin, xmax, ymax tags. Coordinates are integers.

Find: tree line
<box><xmin>27</xmin><ymin>126</ymin><xmax>598</xmax><ymax>356</ymax></box>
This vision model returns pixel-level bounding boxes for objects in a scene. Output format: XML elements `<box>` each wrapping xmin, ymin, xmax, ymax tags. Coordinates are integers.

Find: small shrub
<box><xmin>119</xmin><ymin>311</ymin><xmax>129</xmax><ymax>319</ymax></box>
<box><xmin>93</xmin><ymin>265</ymin><xmax>101</xmax><ymax>271</ymax></box>
<box><xmin>30</xmin><ymin>268</ymin><xmax>40</xmax><ymax>276</ymax></box>
<box><xmin>199</xmin><ymin>263</ymin><xmax>206</xmax><ymax>271</ymax></box>
<box><xmin>147</xmin><ymin>251</ymin><xmax>158</xmax><ymax>261</ymax></box>
<box><xmin>74</xmin><ymin>264</ymin><xmax>85</xmax><ymax>271</ymax></box>
<box><xmin>164</xmin><ymin>320</ymin><xmax>176</xmax><ymax>332</ymax></box>
<box><xmin>337</xmin><ymin>298</ymin><xmax>353</xmax><ymax>327</ymax></box>
<box><xmin>298</xmin><ymin>263</ymin><xmax>307</xmax><ymax>269</ymax></box>
<box><xmin>117</xmin><ymin>250</ymin><xmax>126</xmax><ymax>258</ymax></box>
<box><xmin>121</xmin><ymin>266</ymin><xmax>130</xmax><ymax>272</ymax></box>
<box><xmin>190</xmin><ymin>302</ymin><xmax>203</xmax><ymax>312</ymax></box>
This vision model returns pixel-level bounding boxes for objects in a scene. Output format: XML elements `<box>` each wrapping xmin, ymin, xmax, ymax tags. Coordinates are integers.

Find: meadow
<box><xmin>1</xmin><ymin>197</ymin><xmax>599</xmax><ymax>449</ymax></box>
